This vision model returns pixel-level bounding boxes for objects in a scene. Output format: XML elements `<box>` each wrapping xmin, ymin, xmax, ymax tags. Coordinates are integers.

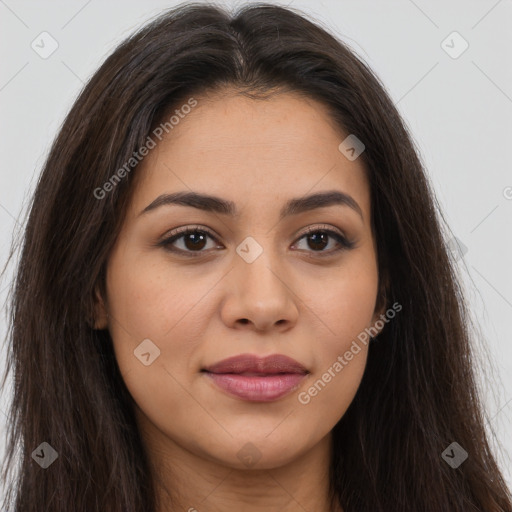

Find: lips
<box><xmin>202</xmin><ymin>354</ymin><xmax>309</xmax><ymax>402</ymax></box>
<box><xmin>203</xmin><ymin>353</ymin><xmax>308</xmax><ymax>375</ymax></box>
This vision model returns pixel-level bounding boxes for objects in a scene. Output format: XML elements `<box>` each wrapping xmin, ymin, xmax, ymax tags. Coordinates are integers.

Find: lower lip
<box><xmin>204</xmin><ymin>372</ymin><xmax>307</xmax><ymax>402</ymax></box>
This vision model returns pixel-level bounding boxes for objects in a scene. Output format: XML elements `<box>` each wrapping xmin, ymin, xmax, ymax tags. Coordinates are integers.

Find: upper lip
<box><xmin>202</xmin><ymin>354</ymin><xmax>308</xmax><ymax>374</ymax></box>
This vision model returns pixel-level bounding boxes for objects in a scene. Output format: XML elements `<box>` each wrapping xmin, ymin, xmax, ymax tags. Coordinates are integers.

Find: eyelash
<box><xmin>156</xmin><ymin>224</ymin><xmax>356</xmax><ymax>258</ymax></box>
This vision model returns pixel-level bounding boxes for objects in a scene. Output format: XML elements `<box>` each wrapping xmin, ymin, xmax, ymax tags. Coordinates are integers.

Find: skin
<box><xmin>94</xmin><ymin>88</ymin><xmax>385</xmax><ymax>512</ymax></box>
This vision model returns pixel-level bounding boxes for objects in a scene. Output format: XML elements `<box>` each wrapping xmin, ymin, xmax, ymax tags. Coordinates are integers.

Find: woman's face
<box><xmin>95</xmin><ymin>89</ymin><xmax>383</xmax><ymax>470</ymax></box>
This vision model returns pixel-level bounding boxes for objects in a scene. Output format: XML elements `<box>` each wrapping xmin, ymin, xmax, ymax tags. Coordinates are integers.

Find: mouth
<box><xmin>201</xmin><ymin>353</ymin><xmax>309</xmax><ymax>402</ymax></box>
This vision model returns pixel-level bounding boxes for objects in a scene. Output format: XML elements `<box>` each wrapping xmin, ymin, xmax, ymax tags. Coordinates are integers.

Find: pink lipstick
<box><xmin>202</xmin><ymin>353</ymin><xmax>308</xmax><ymax>402</ymax></box>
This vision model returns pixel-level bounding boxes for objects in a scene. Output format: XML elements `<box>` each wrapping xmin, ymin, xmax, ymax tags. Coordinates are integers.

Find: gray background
<box><xmin>1</xmin><ymin>0</ymin><xmax>511</xmax><ymax>495</ymax></box>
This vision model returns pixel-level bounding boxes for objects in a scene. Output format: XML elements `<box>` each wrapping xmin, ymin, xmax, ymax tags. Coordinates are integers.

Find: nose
<box><xmin>220</xmin><ymin>244</ymin><xmax>299</xmax><ymax>332</ymax></box>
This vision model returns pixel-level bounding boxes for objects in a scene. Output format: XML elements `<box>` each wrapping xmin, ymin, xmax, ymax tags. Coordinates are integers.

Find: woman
<box><xmin>1</xmin><ymin>2</ymin><xmax>511</xmax><ymax>511</ymax></box>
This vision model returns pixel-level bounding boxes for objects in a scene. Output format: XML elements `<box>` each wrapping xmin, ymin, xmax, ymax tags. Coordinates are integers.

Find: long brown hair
<box><xmin>1</xmin><ymin>2</ymin><xmax>511</xmax><ymax>511</ymax></box>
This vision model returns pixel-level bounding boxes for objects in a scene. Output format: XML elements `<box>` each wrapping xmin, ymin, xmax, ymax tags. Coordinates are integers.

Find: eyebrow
<box><xmin>139</xmin><ymin>190</ymin><xmax>364</xmax><ymax>221</ymax></box>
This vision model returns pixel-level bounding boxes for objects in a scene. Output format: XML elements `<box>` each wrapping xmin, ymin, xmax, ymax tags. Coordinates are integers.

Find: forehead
<box><xmin>128</xmin><ymin>90</ymin><xmax>370</xmax><ymax>221</ymax></box>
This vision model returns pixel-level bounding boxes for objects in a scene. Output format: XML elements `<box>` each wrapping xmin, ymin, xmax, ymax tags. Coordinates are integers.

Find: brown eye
<box><xmin>293</xmin><ymin>227</ymin><xmax>355</xmax><ymax>256</ymax></box>
<box><xmin>305</xmin><ymin>232</ymin><xmax>330</xmax><ymax>251</ymax></box>
<box><xmin>181</xmin><ymin>231</ymin><xmax>208</xmax><ymax>251</ymax></box>
<box><xmin>158</xmin><ymin>226</ymin><xmax>221</xmax><ymax>256</ymax></box>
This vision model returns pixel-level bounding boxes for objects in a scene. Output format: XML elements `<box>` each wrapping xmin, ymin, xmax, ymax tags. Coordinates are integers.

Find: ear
<box><xmin>89</xmin><ymin>282</ymin><xmax>109</xmax><ymax>330</ymax></box>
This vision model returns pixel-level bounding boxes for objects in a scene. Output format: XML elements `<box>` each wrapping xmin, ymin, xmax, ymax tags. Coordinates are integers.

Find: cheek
<box><xmin>293</xmin><ymin>271</ymin><xmax>376</xmax><ymax>425</ymax></box>
<box><xmin>104</xmin><ymin>250</ymin><xmax>220</xmax><ymax>361</ymax></box>
<box><xmin>103</xmin><ymin>256</ymin><xmax>206</xmax><ymax>426</ymax></box>
<box><xmin>295</xmin><ymin>345</ymin><xmax>367</xmax><ymax>442</ymax></box>
<box><xmin>301</xmin><ymin>254</ymin><xmax>379</xmax><ymax>348</ymax></box>
<box><xmin>295</xmin><ymin>254</ymin><xmax>378</xmax><ymax>407</ymax></box>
